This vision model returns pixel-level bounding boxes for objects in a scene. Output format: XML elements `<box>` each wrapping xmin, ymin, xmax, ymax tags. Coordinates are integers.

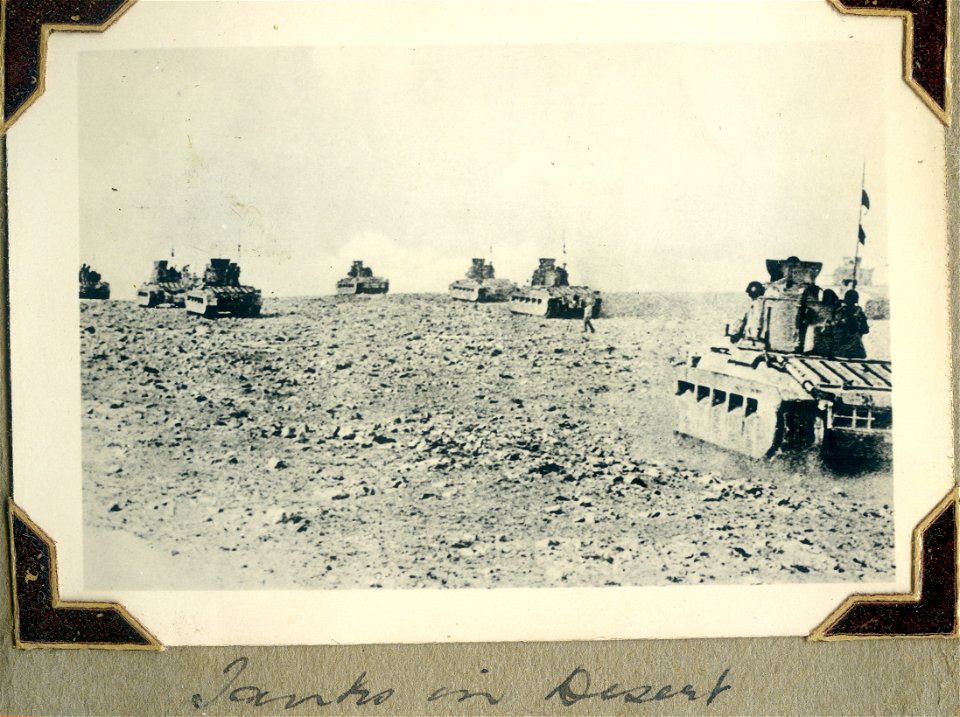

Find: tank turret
<box><xmin>465</xmin><ymin>258</ymin><xmax>496</xmax><ymax>281</ymax></box>
<box><xmin>336</xmin><ymin>260</ymin><xmax>389</xmax><ymax>295</ymax></box>
<box><xmin>449</xmin><ymin>257</ymin><xmax>515</xmax><ymax>302</ymax></box>
<box><xmin>185</xmin><ymin>258</ymin><xmax>262</xmax><ymax>318</ymax></box>
<box><xmin>675</xmin><ymin>256</ymin><xmax>891</xmax><ymax>467</ymax></box>
<box><xmin>79</xmin><ymin>264</ymin><xmax>110</xmax><ymax>300</ymax></box>
<box><xmin>137</xmin><ymin>260</ymin><xmax>199</xmax><ymax>308</ymax></box>
<box><xmin>530</xmin><ymin>257</ymin><xmax>570</xmax><ymax>288</ymax></box>
<box><xmin>510</xmin><ymin>257</ymin><xmax>600</xmax><ymax>319</ymax></box>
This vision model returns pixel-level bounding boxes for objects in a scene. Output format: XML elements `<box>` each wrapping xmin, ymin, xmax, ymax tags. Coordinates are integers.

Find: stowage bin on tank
<box><xmin>449</xmin><ymin>258</ymin><xmax>516</xmax><ymax>302</ymax></box>
<box><xmin>675</xmin><ymin>256</ymin><xmax>891</xmax><ymax>469</ymax></box>
<box><xmin>79</xmin><ymin>264</ymin><xmax>110</xmax><ymax>300</ymax></box>
<box><xmin>185</xmin><ymin>258</ymin><xmax>262</xmax><ymax>318</ymax></box>
<box><xmin>137</xmin><ymin>260</ymin><xmax>200</xmax><ymax>308</ymax></box>
<box><xmin>336</xmin><ymin>260</ymin><xmax>389</xmax><ymax>295</ymax></box>
<box><xmin>509</xmin><ymin>258</ymin><xmax>601</xmax><ymax>319</ymax></box>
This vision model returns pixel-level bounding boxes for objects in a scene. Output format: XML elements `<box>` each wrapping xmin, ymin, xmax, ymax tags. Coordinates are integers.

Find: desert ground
<box><xmin>81</xmin><ymin>293</ymin><xmax>893</xmax><ymax>589</ymax></box>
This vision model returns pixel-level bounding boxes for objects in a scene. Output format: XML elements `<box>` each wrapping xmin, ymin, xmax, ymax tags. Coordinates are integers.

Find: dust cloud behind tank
<box><xmin>137</xmin><ymin>260</ymin><xmax>200</xmax><ymax>308</ymax></box>
<box><xmin>449</xmin><ymin>258</ymin><xmax>516</xmax><ymax>302</ymax></box>
<box><xmin>336</xmin><ymin>260</ymin><xmax>389</xmax><ymax>295</ymax></box>
<box><xmin>185</xmin><ymin>258</ymin><xmax>263</xmax><ymax>318</ymax></box>
<box><xmin>79</xmin><ymin>264</ymin><xmax>110</xmax><ymax>300</ymax></box>
<box><xmin>675</xmin><ymin>257</ymin><xmax>892</xmax><ymax>470</ymax></box>
<box><xmin>509</xmin><ymin>258</ymin><xmax>601</xmax><ymax>319</ymax></box>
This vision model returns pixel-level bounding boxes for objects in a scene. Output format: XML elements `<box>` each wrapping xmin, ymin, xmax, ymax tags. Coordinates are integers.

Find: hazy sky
<box><xmin>79</xmin><ymin>42</ymin><xmax>888</xmax><ymax>299</ymax></box>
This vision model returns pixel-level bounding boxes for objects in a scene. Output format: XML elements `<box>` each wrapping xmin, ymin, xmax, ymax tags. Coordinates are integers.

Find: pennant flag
<box><xmin>861</xmin><ymin>190</ymin><xmax>870</xmax><ymax>210</ymax></box>
<box><xmin>858</xmin><ymin>225</ymin><xmax>866</xmax><ymax>244</ymax></box>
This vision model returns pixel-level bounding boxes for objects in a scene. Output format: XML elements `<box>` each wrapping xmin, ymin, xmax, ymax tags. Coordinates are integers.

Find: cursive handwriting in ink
<box><xmin>427</xmin><ymin>668</ymin><xmax>503</xmax><ymax>705</ymax></box>
<box><xmin>545</xmin><ymin>666</ymin><xmax>732</xmax><ymax>707</ymax></box>
<box><xmin>335</xmin><ymin>673</ymin><xmax>394</xmax><ymax>706</ymax></box>
<box><xmin>192</xmin><ymin>657</ymin><xmax>394</xmax><ymax>710</ymax></box>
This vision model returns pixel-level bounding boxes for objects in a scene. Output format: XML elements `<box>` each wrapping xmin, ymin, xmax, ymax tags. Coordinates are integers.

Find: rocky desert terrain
<box><xmin>81</xmin><ymin>293</ymin><xmax>893</xmax><ymax>589</ymax></box>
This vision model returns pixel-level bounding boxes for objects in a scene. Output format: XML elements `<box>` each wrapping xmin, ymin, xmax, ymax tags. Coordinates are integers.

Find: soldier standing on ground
<box><xmin>582</xmin><ymin>295</ymin><xmax>596</xmax><ymax>334</ymax></box>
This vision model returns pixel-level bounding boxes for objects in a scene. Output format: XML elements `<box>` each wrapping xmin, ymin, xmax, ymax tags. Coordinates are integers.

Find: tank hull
<box><xmin>186</xmin><ymin>285</ymin><xmax>262</xmax><ymax>318</ymax></box>
<box><xmin>336</xmin><ymin>278</ymin><xmax>389</xmax><ymax>295</ymax></box>
<box><xmin>137</xmin><ymin>280</ymin><xmax>196</xmax><ymax>308</ymax></box>
<box><xmin>80</xmin><ymin>283</ymin><xmax>110</xmax><ymax>300</ymax></box>
<box><xmin>509</xmin><ymin>287</ymin><xmax>601</xmax><ymax>319</ymax></box>
<box><xmin>449</xmin><ymin>279</ymin><xmax>515</xmax><ymax>302</ymax></box>
<box><xmin>675</xmin><ymin>348</ymin><xmax>892</xmax><ymax>461</ymax></box>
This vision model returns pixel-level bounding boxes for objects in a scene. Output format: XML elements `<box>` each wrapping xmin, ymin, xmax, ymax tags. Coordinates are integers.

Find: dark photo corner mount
<box><xmin>1</xmin><ymin>0</ymin><xmax>956</xmax><ymax>648</ymax></box>
<box><xmin>8</xmin><ymin>500</ymin><xmax>162</xmax><ymax>649</ymax></box>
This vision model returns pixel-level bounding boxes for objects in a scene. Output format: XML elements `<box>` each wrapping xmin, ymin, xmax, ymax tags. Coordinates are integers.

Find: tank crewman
<box><xmin>809</xmin><ymin>288</ymin><xmax>840</xmax><ymax>354</ymax></box>
<box><xmin>834</xmin><ymin>289</ymin><xmax>869</xmax><ymax>358</ymax></box>
<box><xmin>729</xmin><ymin>280</ymin><xmax>765</xmax><ymax>343</ymax></box>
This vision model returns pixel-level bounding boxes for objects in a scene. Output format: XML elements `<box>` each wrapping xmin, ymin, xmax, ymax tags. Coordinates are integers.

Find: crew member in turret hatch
<box><xmin>810</xmin><ymin>288</ymin><xmax>839</xmax><ymax>355</ymax></box>
<box><xmin>729</xmin><ymin>280</ymin><xmax>765</xmax><ymax>343</ymax></box>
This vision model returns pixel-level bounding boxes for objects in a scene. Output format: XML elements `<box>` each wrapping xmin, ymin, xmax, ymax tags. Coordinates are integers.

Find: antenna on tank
<box><xmin>851</xmin><ymin>161</ymin><xmax>869</xmax><ymax>290</ymax></box>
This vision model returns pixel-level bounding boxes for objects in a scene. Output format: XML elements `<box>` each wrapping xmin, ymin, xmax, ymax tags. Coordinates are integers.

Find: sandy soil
<box><xmin>81</xmin><ymin>293</ymin><xmax>893</xmax><ymax>589</ymax></box>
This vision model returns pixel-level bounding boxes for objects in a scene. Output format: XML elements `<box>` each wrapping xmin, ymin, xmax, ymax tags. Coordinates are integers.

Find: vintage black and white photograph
<box><xmin>6</xmin><ymin>0</ymin><xmax>952</xmax><ymax>643</ymax></box>
<box><xmin>75</xmin><ymin>41</ymin><xmax>897</xmax><ymax>591</ymax></box>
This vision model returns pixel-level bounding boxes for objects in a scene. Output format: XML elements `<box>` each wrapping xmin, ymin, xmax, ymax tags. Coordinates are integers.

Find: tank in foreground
<box><xmin>137</xmin><ymin>260</ymin><xmax>199</xmax><ymax>308</ymax></box>
<box><xmin>185</xmin><ymin>258</ymin><xmax>262</xmax><ymax>318</ymax></box>
<box><xmin>449</xmin><ymin>258</ymin><xmax>516</xmax><ymax>302</ymax></box>
<box><xmin>336</xmin><ymin>260</ymin><xmax>389</xmax><ymax>295</ymax></box>
<box><xmin>509</xmin><ymin>258</ymin><xmax>601</xmax><ymax>319</ymax></box>
<box><xmin>675</xmin><ymin>257</ymin><xmax>891</xmax><ymax>465</ymax></box>
<box><xmin>79</xmin><ymin>264</ymin><xmax>110</xmax><ymax>300</ymax></box>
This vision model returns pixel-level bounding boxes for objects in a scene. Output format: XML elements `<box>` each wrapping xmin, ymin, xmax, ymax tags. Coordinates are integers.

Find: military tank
<box><xmin>509</xmin><ymin>258</ymin><xmax>601</xmax><ymax>319</ymax></box>
<box><xmin>675</xmin><ymin>257</ymin><xmax>891</xmax><ymax>464</ymax></box>
<box><xmin>449</xmin><ymin>258</ymin><xmax>516</xmax><ymax>302</ymax></box>
<box><xmin>185</xmin><ymin>258</ymin><xmax>262</xmax><ymax>318</ymax></box>
<box><xmin>79</xmin><ymin>264</ymin><xmax>110</xmax><ymax>300</ymax></box>
<box><xmin>336</xmin><ymin>260</ymin><xmax>389</xmax><ymax>295</ymax></box>
<box><xmin>137</xmin><ymin>260</ymin><xmax>199</xmax><ymax>308</ymax></box>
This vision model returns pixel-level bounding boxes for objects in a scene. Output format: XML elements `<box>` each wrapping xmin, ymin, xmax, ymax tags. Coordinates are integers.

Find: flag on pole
<box><xmin>858</xmin><ymin>225</ymin><xmax>866</xmax><ymax>244</ymax></box>
<box><xmin>861</xmin><ymin>190</ymin><xmax>870</xmax><ymax>210</ymax></box>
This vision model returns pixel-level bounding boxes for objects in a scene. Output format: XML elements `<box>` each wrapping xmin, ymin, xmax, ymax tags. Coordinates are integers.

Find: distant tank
<box><xmin>336</xmin><ymin>260</ymin><xmax>389</xmax><ymax>295</ymax></box>
<box><xmin>449</xmin><ymin>258</ymin><xmax>516</xmax><ymax>302</ymax></box>
<box><xmin>509</xmin><ymin>258</ymin><xmax>601</xmax><ymax>319</ymax></box>
<box><xmin>675</xmin><ymin>257</ymin><xmax>892</xmax><ymax>465</ymax></box>
<box><xmin>137</xmin><ymin>260</ymin><xmax>200</xmax><ymax>308</ymax></box>
<box><xmin>185</xmin><ymin>258</ymin><xmax>262</xmax><ymax>318</ymax></box>
<box><xmin>832</xmin><ymin>256</ymin><xmax>889</xmax><ymax>320</ymax></box>
<box><xmin>79</xmin><ymin>264</ymin><xmax>110</xmax><ymax>300</ymax></box>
